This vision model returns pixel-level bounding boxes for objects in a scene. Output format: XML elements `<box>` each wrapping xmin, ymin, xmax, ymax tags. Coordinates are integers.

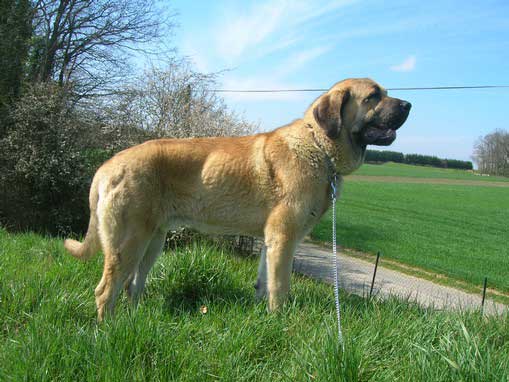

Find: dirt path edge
<box><xmin>293</xmin><ymin>242</ymin><xmax>507</xmax><ymax>316</ymax></box>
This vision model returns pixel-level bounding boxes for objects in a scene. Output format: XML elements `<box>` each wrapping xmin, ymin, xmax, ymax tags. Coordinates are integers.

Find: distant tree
<box><xmin>472</xmin><ymin>129</ymin><xmax>509</xmax><ymax>176</ymax></box>
<box><xmin>365</xmin><ymin>150</ymin><xmax>472</xmax><ymax>169</ymax></box>
<box><xmin>443</xmin><ymin>158</ymin><xmax>473</xmax><ymax>170</ymax></box>
<box><xmin>405</xmin><ymin>154</ymin><xmax>445</xmax><ymax>168</ymax></box>
<box><xmin>365</xmin><ymin>150</ymin><xmax>404</xmax><ymax>163</ymax></box>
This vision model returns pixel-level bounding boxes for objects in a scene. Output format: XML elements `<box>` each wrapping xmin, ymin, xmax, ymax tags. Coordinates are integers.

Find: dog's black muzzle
<box><xmin>360</xmin><ymin>98</ymin><xmax>411</xmax><ymax>146</ymax></box>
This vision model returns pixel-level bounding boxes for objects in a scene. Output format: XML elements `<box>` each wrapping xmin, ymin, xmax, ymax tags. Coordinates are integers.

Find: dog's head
<box><xmin>311</xmin><ymin>78</ymin><xmax>411</xmax><ymax>146</ymax></box>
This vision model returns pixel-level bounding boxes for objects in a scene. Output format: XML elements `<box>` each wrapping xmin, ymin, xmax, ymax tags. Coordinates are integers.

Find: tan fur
<box><xmin>64</xmin><ymin>78</ymin><xmax>410</xmax><ymax>321</ymax></box>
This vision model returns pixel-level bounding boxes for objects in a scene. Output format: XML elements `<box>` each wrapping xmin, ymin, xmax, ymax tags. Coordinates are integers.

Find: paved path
<box><xmin>293</xmin><ymin>242</ymin><xmax>507</xmax><ymax>315</ymax></box>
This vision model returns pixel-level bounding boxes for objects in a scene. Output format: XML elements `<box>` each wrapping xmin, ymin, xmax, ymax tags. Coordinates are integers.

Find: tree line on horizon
<box><xmin>365</xmin><ymin>150</ymin><xmax>474</xmax><ymax>170</ymax></box>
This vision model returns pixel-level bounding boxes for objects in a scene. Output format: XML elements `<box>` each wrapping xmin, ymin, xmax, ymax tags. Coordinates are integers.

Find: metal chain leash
<box><xmin>330</xmin><ymin>174</ymin><xmax>344</xmax><ymax>349</ymax></box>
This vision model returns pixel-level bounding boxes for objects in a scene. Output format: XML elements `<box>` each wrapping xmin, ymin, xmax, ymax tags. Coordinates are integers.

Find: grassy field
<box><xmin>353</xmin><ymin>162</ymin><xmax>509</xmax><ymax>182</ymax></box>
<box><xmin>312</xmin><ymin>173</ymin><xmax>509</xmax><ymax>293</ymax></box>
<box><xmin>1</xmin><ymin>229</ymin><xmax>508</xmax><ymax>381</ymax></box>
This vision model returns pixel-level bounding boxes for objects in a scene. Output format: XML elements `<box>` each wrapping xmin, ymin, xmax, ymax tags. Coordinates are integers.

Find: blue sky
<box><xmin>167</xmin><ymin>0</ymin><xmax>509</xmax><ymax>161</ymax></box>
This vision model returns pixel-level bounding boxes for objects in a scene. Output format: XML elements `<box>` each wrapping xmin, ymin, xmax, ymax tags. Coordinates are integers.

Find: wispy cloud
<box><xmin>219</xmin><ymin>45</ymin><xmax>331</xmax><ymax>102</ymax></box>
<box><xmin>390</xmin><ymin>55</ymin><xmax>417</xmax><ymax>72</ymax></box>
<box><xmin>275</xmin><ymin>45</ymin><xmax>332</xmax><ymax>77</ymax></box>
<box><xmin>214</xmin><ymin>0</ymin><xmax>356</xmax><ymax>64</ymax></box>
<box><xmin>215</xmin><ymin>2</ymin><xmax>286</xmax><ymax>61</ymax></box>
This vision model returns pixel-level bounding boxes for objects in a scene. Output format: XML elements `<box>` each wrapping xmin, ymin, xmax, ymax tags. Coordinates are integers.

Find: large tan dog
<box><xmin>65</xmin><ymin>78</ymin><xmax>411</xmax><ymax>320</ymax></box>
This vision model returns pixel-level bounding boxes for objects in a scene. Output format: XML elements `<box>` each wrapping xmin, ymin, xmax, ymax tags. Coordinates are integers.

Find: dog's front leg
<box><xmin>264</xmin><ymin>206</ymin><xmax>300</xmax><ymax>311</ymax></box>
<box><xmin>265</xmin><ymin>237</ymin><xmax>297</xmax><ymax>311</ymax></box>
<box><xmin>254</xmin><ymin>245</ymin><xmax>268</xmax><ymax>300</ymax></box>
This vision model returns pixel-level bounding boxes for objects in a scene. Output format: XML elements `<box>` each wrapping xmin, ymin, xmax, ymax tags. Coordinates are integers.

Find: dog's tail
<box><xmin>64</xmin><ymin>180</ymin><xmax>101</xmax><ymax>261</ymax></box>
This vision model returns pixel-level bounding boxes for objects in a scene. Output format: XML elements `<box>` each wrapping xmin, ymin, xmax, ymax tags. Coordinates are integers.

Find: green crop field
<box><xmin>354</xmin><ymin>162</ymin><xmax>509</xmax><ymax>182</ymax></box>
<box><xmin>312</xmin><ymin>180</ymin><xmax>509</xmax><ymax>293</ymax></box>
<box><xmin>1</xmin><ymin>229</ymin><xmax>508</xmax><ymax>381</ymax></box>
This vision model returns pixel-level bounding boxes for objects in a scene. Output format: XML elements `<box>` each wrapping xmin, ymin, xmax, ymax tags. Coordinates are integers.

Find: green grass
<box><xmin>1</xmin><ymin>229</ymin><xmax>509</xmax><ymax>381</ymax></box>
<box><xmin>312</xmin><ymin>181</ymin><xmax>509</xmax><ymax>293</ymax></box>
<box><xmin>354</xmin><ymin>162</ymin><xmax>509</xmax><ymax>182</ymax></box>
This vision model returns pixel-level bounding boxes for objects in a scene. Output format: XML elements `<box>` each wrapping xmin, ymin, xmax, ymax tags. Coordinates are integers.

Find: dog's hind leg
<box><xmin>95</xmin><ymin>230</ymin><xmax>152</xmax><ymax>321</ymax></box>
<box><xmin>125</xmin><ymin>228</ymin><xmax>167</xmax><ymax>305</ymax></box>
<box><xmin>254</xmin><ymin>245</ymin><xmax>268</xmax><ymax>300</ymax></box>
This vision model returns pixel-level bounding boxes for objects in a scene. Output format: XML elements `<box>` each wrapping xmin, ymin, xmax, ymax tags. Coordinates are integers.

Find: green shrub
<box><xmin>0</xmin><ymin>83</ymin><xmax>101</xmax><ymax>234</ymax></box>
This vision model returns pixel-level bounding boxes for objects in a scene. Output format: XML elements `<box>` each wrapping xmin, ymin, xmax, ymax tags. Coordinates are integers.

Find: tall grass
<box><xmin>1</xmin><ymin>229</ymin><xmax>508</xmax><ymax>381</ymax></box>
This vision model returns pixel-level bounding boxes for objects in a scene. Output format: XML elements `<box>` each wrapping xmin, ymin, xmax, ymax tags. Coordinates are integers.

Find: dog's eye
<box><xmin>364</xmin><ymin>93</ymin><xmax>379</xmax><ymax>103</ymax></box>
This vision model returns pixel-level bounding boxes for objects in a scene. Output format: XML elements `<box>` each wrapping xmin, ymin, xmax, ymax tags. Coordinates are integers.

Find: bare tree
<box><xmin>472</xmin><ymin>129</ymin><xmax>509</xmax><ymax>176</ymax></box>
<box><xmin>28</xmin><ymin>0</ymin><xmax>172</xmax><ymax>97</ymax></box>
<box><xmin>98</xmin><ymin>60</ymin><xmax>257</xmax><ymax>151</ymax></box>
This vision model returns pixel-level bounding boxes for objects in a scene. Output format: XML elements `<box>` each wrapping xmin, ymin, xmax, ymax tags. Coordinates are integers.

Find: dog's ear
<box><xmin>313</xmin><ymin>89</ymin><xmax>350</xmax><ymax>139</ymax></box>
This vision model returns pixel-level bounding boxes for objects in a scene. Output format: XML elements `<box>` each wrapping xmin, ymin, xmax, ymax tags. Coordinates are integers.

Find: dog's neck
<box><xmin>309</xmin><ymin>128</ymin><xmax>337</xmax><ymax>181</ymax></box>
<box><xmin>307</xmin><ymin>124</ymin><xmax>366</xmax><ymax>176</ymax></box>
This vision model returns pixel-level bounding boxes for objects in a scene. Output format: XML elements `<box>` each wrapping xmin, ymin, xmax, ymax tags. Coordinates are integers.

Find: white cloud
<box><xmin>214</xmin><ymin>0</ymin><xmax>356</xmax><ymax>64</ymax></box>
<box><xmin>275</xmin><ymin>45</ymin><xmax>332</xmax><ymax>78</ymax></box>
<box><xmin>390</xmin><ymin>55</ymin><xmax>417</xmax><ymax>72</ymax></box>
<box><xmin>218</xmin><ymin>44</ymin><xmax>331</xmax><ymax>102</ymax></box>
<box><xmin>215</xmin><ymin>1</ymin><xmax>285</xmax><ymax>60</ymax></box>
<box><xmin>178</xmin><ymin>1</ymin><xmax>358</xmax><ymax>104</ymax></box>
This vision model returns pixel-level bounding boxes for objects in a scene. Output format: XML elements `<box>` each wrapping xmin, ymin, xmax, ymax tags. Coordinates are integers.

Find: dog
<box><xmin>64</xmin><ymin>78</ymin><xmax>411</xmax><ymax>320</ymax></box>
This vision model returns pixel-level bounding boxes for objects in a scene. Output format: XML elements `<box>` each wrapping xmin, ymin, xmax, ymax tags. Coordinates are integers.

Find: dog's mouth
<box><xmin>360</xmin><ymin>126</ymin><xmax>397</xmax><ymax>146</ymax></box>
<box><xmin>359</xmin><ymin>101</ymin><xmax>411</xmax><ymax>146</ymax></box>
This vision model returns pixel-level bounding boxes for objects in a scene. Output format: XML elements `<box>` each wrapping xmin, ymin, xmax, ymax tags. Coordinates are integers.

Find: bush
<box><xmin>0</xmin><ymin>83</ymin><xmax>101</xmax><ymax>234</ymax></box>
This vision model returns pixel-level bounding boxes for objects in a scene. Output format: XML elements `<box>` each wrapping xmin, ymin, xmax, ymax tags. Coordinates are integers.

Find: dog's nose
<box><xmin>400</xmin><ymin>101</ymin><xmax>411</xmax><ymax>112</ymax></box>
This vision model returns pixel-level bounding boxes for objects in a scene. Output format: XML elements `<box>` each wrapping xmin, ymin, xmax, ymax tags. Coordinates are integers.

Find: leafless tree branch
<box><xmin>30</xmin><ymin>0</ymin><xmax>174</xmax><ymax>98</ymax></box>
